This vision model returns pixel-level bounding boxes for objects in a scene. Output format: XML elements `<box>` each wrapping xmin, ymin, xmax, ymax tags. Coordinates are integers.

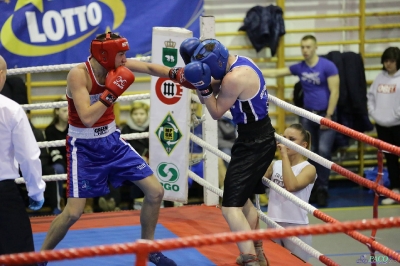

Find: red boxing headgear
<box><xmin>90</xmin><ymin>32</ymin><xmax>129</xmax><ymax>71</ymax></box>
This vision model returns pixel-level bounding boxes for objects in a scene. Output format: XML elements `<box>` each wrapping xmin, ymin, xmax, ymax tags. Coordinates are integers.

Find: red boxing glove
<box><xmin>100</xmin><ymin>66</ymin><xmax>135</xmax><ymax>107</ymax></box>
<box><xmin>168</xmin><ymin>67</ymin><xmax>197</xmax><ymax>90</ymax></box>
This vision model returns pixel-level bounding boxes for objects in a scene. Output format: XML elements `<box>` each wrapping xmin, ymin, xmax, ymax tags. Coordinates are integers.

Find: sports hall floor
<box><xmin>30</xmin><ymin>179</ymin><xmax>400</xmax><ymax>266</ymax></box>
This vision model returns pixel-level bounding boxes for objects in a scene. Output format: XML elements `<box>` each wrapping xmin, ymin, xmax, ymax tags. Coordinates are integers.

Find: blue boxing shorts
<box><xmin>65</xmin><ymin>121</ymin><xmax>153</xmax><ymax>198</ymax></box>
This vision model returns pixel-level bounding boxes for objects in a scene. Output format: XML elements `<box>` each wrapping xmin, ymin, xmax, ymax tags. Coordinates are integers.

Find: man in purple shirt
<box><xmin>263</xmin><ymin>35</ymin><xmax>339</xmax><ymax>207</ymax></box>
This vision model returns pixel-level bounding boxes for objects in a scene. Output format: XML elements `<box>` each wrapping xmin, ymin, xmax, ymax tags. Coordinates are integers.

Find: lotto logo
<box><xmin>113</xmin><ymin>76</ymin><xmax>127</xmax><ymax>89</ymax></box>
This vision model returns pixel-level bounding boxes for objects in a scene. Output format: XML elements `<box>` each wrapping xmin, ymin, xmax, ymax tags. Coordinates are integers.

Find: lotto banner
<box><xmin>149</xmin><ymin>27</ymin><xmax>192</xmax><ymax>203</ymax></box>
<box><xmin>0</xmin><ymin>0</ymin><xmax>203</xmax><ymax>68</ymax></box>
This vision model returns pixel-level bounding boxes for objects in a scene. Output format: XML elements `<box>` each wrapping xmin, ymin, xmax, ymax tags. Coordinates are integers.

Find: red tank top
<box><xmin>67</xmin><ymin>61</ymin><xmax>115</xmax><ymax>128</ymax></box>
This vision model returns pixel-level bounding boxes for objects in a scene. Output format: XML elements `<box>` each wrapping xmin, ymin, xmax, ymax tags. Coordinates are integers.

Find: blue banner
<box><xmin>0</xmin><ymin>0</ymin><xmax>203</xmax><ymax>68</ymax></box>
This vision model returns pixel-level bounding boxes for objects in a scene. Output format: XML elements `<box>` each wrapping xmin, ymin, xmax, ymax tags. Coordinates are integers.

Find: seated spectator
<box><xmin>26</xmin><ymin>112</ymin><xmax>56</xmax><ymax>214</ymax></box>
<box><xmin>188</xmin><ymin>103</ymin><xmax>204</xmax><ymax>186</ymax></box>
<box><xmin>44</xmin><ymin>96</ymin><xmax>68</xmax><ymax>214</ymax></box>
<box><xmin>217</xmin><ymin>117</ymin><xmax>236</xmax><ymax>189</ymax></box>
<box><xmin>218</xmin><ymin>116</ymin><xmax>236</xmax><ymax>167</ymax></box>
<box><xmin>119</xmin><ymin>101</ymin><xmax>175</xmax><ymax>209</ymax></box>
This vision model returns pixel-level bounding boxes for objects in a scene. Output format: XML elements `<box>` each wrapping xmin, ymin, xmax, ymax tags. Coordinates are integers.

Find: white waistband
<box><xmin>68</xmin><ymin>121</ymin><xmax>116</xmax><ymax>139</ymax></box>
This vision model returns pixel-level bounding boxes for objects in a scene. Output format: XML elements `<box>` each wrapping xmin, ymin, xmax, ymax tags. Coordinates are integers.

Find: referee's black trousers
<box><xmin>0</xmin><ymin>179</ymin><xmax>35</xmax><ymax>259</ymax></box>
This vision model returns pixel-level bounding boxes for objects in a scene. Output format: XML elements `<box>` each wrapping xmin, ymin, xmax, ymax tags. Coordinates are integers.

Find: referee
<box><xmin>0</xmin><ymin>55</ymin><xmax>46</xmax><ymax>261</ymax></box>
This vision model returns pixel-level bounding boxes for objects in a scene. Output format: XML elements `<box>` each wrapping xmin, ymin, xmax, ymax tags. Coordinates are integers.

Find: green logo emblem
<box><xmin>157</xmin><ymin>162</ymin><xmax>180</xmax><ymax>183</ymax></box>
<box><xmin>155</xmin><ymin>112</ymin><xmax>182</xmax><ymax>155</ymax></box>
<box><xmin>162</xmin><ymin>39</ymin><xmax>177</xmax><ymax>67</ymax></box>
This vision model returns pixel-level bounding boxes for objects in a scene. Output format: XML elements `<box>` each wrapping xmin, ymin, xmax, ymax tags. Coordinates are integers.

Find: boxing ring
<box><xmin>0</xmin><ymin>69</ymin><xmax>400</xmax><ymax>265</ymax></box>
<box><xmin>2</xmin><ymin>21</ymin><xmax>400</xmax><ymax>264</ymax></box>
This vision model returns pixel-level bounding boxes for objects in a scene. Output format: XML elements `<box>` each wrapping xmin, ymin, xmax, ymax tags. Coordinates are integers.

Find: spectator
<box><xmin>217</xmin><ymin>117</ymin><xmax>237</xmax><ymax>191</ymax></box>
<box><xmin>27</xmin><ymin>114</ymin><xmax>58</xmax><ymax>215</ymax></box>
<box><xmin>367</xmin><ymin>47</ymin><xmax>400</xmax><ymax>205</ymax></box>
<box><xmin>188</xmin><ymin>102</ymin><xmax>204</xmax><ymax>188</ymax></box>
<box><xmin>0</xmin><ymin>55</ymin><xmax>46</xmax><ymax>259</ymax></box>
<box><xmin>265</xmin><ymin>123</ymin><xmax>316</xmax><ymax>262</ymax></box>
<box><xmin>218</xmin><ymin>116</ymin><xmax>236</xmax><ymax>168</ymax></box>
<box><xmin>121</xmin><ymin>101</ymin><xmax>150</xmax><ymax>160</ymax></box>
<box><xmin>262</xmin><ymin>34</ymin><xmax>339</xmax><ymax>207</ymax></box>
<box><xmin>121</xmin><ymin>101</ymin><xmax>173</xmax><ymax>209</ymax></box>
<box><xmin>44</xmin><ymin>96</ymin><xmax>68</xmax><ymax>214</ymax></box>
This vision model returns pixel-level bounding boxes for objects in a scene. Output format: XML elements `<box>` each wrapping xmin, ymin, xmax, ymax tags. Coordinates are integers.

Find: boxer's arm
<box><xmin>125</xmin><ymin>59</ymin><xmax>170</xmax><ymax>77</ymax></box>
<box><xmin>67</xmin><ymin>67</ymin><xmax>108</xmax><ymax>127</ymax></box>
<box><xmin>197</xmin><ymin>80</ymin><xmax>222</xmax><ymax>103</ymax></box>
<box><xmin>201</xmin><ymin>72</ymin><xmax>242</xmax><ymax>120</ymax></box>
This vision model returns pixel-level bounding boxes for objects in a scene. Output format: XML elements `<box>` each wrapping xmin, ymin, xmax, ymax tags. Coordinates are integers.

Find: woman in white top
<box><xmin>265</xmin><ymin>123</ymin><xmax>317</xmax><ymax>262</ymax></box>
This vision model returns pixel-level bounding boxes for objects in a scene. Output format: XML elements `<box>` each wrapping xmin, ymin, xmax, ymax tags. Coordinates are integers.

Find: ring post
<box><xmin>149</xmin><ymin>27</ymin><xmax>193</xmax><ymax>203</ymax></box>
<box><xmin>200</xmin><ymin>16</ymin><xmax>220</xmax><ymax>206</ymax></box>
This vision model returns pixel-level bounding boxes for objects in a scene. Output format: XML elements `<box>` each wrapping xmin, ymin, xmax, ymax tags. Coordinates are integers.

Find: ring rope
<box><xmin>13</xmin><ymin>91</ymin><xmax>399</xmax><ymax>265</ymax></box>
<box><xmin>256</xmin><ymin>211</ymin><xmax>336</xmax><ymax>265</ymax></box>
<box><xmin>17</xmin><ymin>95</ymin><xmax>400</xmax><ymax>263</ymax></box>
<box><xmin>263</xmin><ymin>178</ymin><xmax>400</xmax><ymax>262</ymax></box>
<box><xmin>369</xmin><ymin>150</ymin><xmax>384</xmax><ymax>258</ymax></box>
<box><xmin>36</xmin><ymin>132</ymin><xmax>150</xmax><ymax>149</ymax></box>
<box><xmin>189</xmin><ymin>170</ymin><xmax>336</xmax><ymax>265</ymax></box>
<box><xmin>0</xmin><ymin>217</ymin><xmax>399</xmax><ymax>266</ymax></box>
<box><xmin>6</xmin><ymin>57</ymin><xmax>151</xmax><ymax>76</ymax></box>
<box><xmin>190</xmin><ymin>132</ymin><xmax>400</xmax><ymax>263</ymax></box>
<box><xmin>15</xmin><ymin>132</ymin><xmax>150</xmax><ymax>184</ymax></box>
<box><xmin>268</xmin><ymin>95</ymin><xmax>400</xmax><ymax>156</ymax></box>
<box><xmin>21</xmin><ymin>94</ymin><xmax>150</xmax><ymax>111</ymax></box>
<box><xmin>190</xmin><ymin>137</ymin><xmax>341</xmax><ymax>264</ymax></box>
<box><xmin>273</xmin><ymin>134</ymin><xmax>400</xmax><ymax>202</ymax></box>
<box><xmin>190</xmin><ymin>130</ymin><xmax>400</xmax><ymax>203</ymax></box>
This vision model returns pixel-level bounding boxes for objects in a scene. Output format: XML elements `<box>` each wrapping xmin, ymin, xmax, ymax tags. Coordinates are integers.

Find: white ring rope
<box><xmin>18</xmin><ymin>93</ymin><xmax>331</xmax><ymax>262</ymax></box>
<box><xmin>37</xmin><ymin>132</ymin><xmax>150</xmax><ymax>148</ymax></box>
<box><xmin>257</xmin><ymin>210</ymin><xmax>324</xmax><ymax>260</ymax></box>
<box><xmin>17</xmin><ymin>92</ymin><xmax>383</xmax><ymax>264</ymax></box>
<box><xmin>188</xmin><ymin>170</ymin><xmax>223</xmax><ymax>198</ymax></box>
<box><xmin>275</xmin><ymin>134</ymin><xmax>334</xmax><ymax>171</ymax></box>
<box><xmin>15</xmin><ymin>174</ymin><xmax>66</xmax><ymax>184</ymax></box>
<box><xmin>21</xmin><ymin>94</ymin><xmax>151</xmax><ymax>111</ymax></box>
<box><xmin>7</xmin><ymin>57</ymin><xmax>151</xmax><ymax>76</ymax></box>
<box><xmin>190</xmin><ymin>134</ymin><xmax>232</xmax><ymax>163</ymax></box>
<box><xmin>268</xmin><ymin>95</ymin><xmax>322</xmax><ymax>124</ymax></box>
<box><xmin>188</xmin><ymin>159</ymin><xmax>323</xmax><ymax>261</ymax></box>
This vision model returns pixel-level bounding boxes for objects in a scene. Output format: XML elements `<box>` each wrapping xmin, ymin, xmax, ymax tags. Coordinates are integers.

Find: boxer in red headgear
<box><xmin>90</xmin><ymin>33</ymin><xmax>130</xmax><ymax>71</ymax></box>
<box><xmin>38</xmin><ymin>32</ymin><xmax>177</xmax><ymax>266</ymax></box>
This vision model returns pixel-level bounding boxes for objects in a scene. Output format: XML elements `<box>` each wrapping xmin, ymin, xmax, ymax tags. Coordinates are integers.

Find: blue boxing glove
<box><xmin>29</xmin><ymin>197</ymin><xmax>44</xmax><ymax>211</ymax></box>
<box><xmin>180</xmin><ymin>37</ymin><xmax>201</xmax><ymax>65</ymax></box>
<box><xmin>184</xmin><ymin>62</ymin><xmax>213</xmax><ymax>98</ymax></box>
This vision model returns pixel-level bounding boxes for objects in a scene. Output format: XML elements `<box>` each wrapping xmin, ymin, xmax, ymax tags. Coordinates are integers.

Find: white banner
<box><xmin>149</xmin><ymin>27</ymin><xmax>192</xmax><ymax>203</ymax></box>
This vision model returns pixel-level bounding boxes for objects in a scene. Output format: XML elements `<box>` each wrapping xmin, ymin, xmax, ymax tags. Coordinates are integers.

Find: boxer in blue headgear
<box><xmin>178</xmin><ymin>38</ymin><xmax>276</xmax><ymax>265</ymax></box>
<box><xmin>191</xmin><ymin>39</ymin><xmax>229</xmax><ymax>80</ymax></box>
<box><xmin>179</xmin><ymin>37</ymin><xmax>201</xmax><ymax>65</ymax></box>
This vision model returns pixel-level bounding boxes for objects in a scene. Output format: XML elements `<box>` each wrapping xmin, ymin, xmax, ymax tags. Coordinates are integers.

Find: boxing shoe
<box><xmin>237</xmin><ymin>254</ymin><xmax>260</xmax><ymax>266</ymax></box>
<box><xmin>236</xmin><ymin>241</ymin><xmax>269</xmax><ymax>266</ymax></box>
<box><xmin>381</xmin><ymin>188</ymin><xmax>400</xmax><ymax>205</ymax></box>
<box><xmin>148</xmin><ymin>252</ymin><xmax>177</xmax><ymax>266</ymax></box>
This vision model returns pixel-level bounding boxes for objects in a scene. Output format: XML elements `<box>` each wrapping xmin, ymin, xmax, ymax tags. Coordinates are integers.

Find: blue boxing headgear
<box><xmin>191</xmin><ymin>39</ymin><xmax>229</xmax><ymax>80</ymax></box>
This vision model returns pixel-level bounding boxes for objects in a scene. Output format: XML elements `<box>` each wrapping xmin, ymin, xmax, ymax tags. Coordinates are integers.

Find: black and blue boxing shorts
<box><xmin>222</xmin><ymin>116</ymin><xmax>276</xmax><ymax>207</ymax></box>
